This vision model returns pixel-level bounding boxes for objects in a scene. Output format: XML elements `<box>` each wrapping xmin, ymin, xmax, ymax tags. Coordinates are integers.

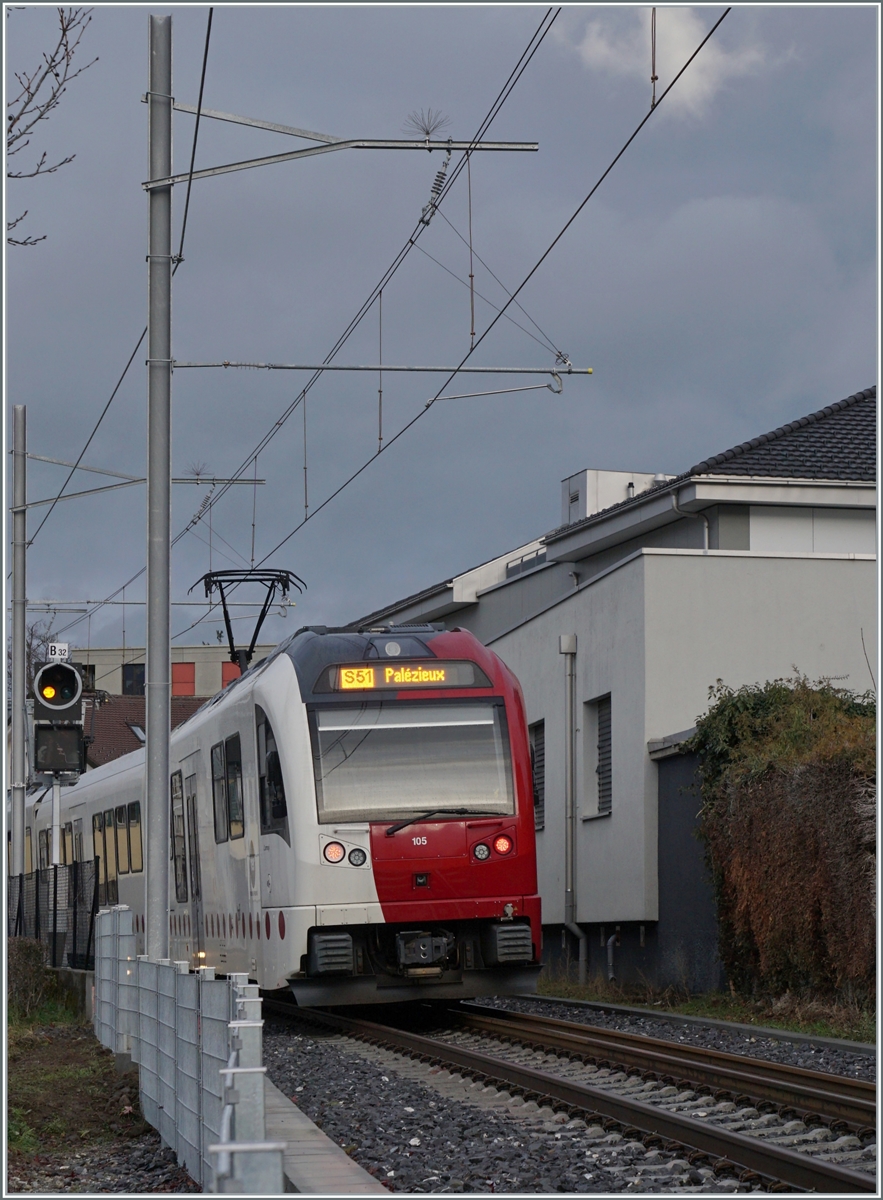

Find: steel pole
<box><xmin>51</xmin><ymin>778</ymin><xmax>61</xmax><ymax>865</ymax></box>
<box><xmin>11</xmin><ymin>405</ymin><xmax>27</xmax><ymax>877</ymax></box>
<box><xmin>146</xmin><ymin>13</ymin><xmax>172</xmax><ymax>961</ymax></box>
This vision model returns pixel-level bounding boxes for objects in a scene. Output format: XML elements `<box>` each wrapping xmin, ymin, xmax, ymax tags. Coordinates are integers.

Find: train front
<box><xmin>287</xmin><ymin>625</ymin><xmax>541</xmax><ymax>1005</ymax></box>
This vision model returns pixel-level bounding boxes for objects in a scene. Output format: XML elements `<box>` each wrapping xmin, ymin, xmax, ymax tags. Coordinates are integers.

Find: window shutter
<box><xmin>529</xmin><ymin>720</ymin><xmax>545</xmax><ymax>831</ymax></box>
<box><xmin>597</xmin><ymin>696</ymin><xmax>612</xmax><ymax>814</ymax></box>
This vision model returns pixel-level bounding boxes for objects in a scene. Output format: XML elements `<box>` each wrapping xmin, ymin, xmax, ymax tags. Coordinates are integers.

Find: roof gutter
<box><xmin>671</xmin><ymin>489</ymin><xmax>709</xmax><ymax>551</ymax></box>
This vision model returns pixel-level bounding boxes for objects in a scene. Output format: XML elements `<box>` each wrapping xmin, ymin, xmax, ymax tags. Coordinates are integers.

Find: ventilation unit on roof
<box><xmin>560</xmin><ymin>469</ymin><xmax>667</xmax><ymax>525</ymax></box>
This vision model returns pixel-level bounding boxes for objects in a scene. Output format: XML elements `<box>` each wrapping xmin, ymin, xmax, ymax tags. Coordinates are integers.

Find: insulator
<box><xmin>431</xmin><ymin>170</ymin><xmax>447</xmax><ymax>196</ymax></box>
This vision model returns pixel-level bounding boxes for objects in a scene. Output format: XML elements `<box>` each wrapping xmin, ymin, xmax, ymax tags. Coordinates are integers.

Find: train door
<box><xmin>184</xmin><ymin>772</ymin><xmax>204</xmax><ymax>965</ymax></box>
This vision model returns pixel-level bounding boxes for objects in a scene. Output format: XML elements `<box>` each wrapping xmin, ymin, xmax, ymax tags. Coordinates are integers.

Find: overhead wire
<box><xmin>168</xmin><ymin>8</ymin><xmax>563</xmax><ymax>638</ymax></box>
<box><xmin>435</xmin><ymin>208</ymin><xmax>566</xmax><ymax>360</ymax></box>
<box><xmin>251</xmin><ymin>6</ymin><xmax>733</xmax><ymax>569</ymax></box>
<box><xmin>54</xmin><ymin>7</ymin><xmax>561</xmax><ymax>643</ymax></box>
<box><xmin>24</xmin><ymin>8</ymin><xmax>214</xmax><ymax>556</ymax></box>
<box><xmin>411</xmin><ymin>240</ymin><xmax>559</xmax><ymax>356</ymax></box>
<box><xmin>173</xmin><ymin>6</ymin><xmax>562</xmax><ymax>535</ymax></box>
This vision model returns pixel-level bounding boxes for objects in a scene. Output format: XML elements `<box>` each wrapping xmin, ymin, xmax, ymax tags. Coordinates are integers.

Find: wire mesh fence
<box><xmin>7</xmin><ymin>860</ymin><xmax>99</xmax><ymax>969</ymax></box>
<box><xmin>93</xmin><ymin>908</ymin><xmax>284</xmax><ymax>1192</ymax></box>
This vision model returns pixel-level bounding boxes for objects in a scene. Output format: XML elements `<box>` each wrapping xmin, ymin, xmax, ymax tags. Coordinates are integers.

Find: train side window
<box><xmin>25</xmin><ymin>826</ymin><xmax>33</xmax><ymax>875</ymax></box>
<box><xmin>93</xmin><ymin>813</ymin><xmax>106</xmax><ymax>903</ymax></box>
<box><xmin>185</xmin><ymin>775</ymin><xmax>200</xmax><ymax>900</ymax></box>
<box><xmin>104</xmin><ymin>808</ymin><xmax>118</xmax><ymax>904</ymax></box>
<box><xmin>64</xmin><ymin>822</ymin><xmax>74</xmax><ymax>865</ymax></box>
<box><xmin>74</xmin><ymin>818</ymin><xmax>84</xmax><ymax>863</ymax></box>
<box><xmin>225</xmin><ymin>733</ymin><xmax>244</xmax><ymax>840</ymax></box>
<box><xmin>127</xmin><ymin>803</ymin><xmax>143</xmax><ymax>872</ymax></box>
<box><xmin>38</xmin><ymin>829</ymin><xmax>50</xmax><ymax>870</ymax></box>
<box><xmin>170</xmin><ymin>771</ymin><xmax>188</xmax><ymax>902</ymax></box>
<box><xmin>256</xmin><ymin>705</ymin><xmax>289</xmax><ymax>843</ymax></box>
<box><xmin>115</xmin><ymin>807</ymin><xmax>130</xmax><ymax>874</ymax></box>
<box><xmin>211</xmin><ymin>742</ymin><xmax>228</xmax><ymax>843</ymax></box>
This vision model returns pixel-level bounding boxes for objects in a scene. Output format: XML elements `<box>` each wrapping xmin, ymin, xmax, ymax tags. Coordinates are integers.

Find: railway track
<box><xmin>275</xmin><ymin>1002</ymin><xmax>876</xmax><ymax>1193</ymax></box>
<box><xmin>454</xmin><ymin>1002</ymin><xmax>876</xmax><ymax>1131</ymax></box>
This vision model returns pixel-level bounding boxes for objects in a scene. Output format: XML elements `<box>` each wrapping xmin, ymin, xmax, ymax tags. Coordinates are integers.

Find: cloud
<box><xmin>569</xmin><ymin>7</ymin><xmax>764</xmax><ymax>118</ymax></box>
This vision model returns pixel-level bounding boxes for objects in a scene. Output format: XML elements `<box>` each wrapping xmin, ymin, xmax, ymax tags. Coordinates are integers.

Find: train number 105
<box><xmin>412</xmin><ymin>836</ymin><xmax>427</xmax><ymax>846</ymax></box>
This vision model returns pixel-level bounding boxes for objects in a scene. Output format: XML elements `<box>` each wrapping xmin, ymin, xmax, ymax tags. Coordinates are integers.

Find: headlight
<box><xmin>348</xmin><ymin>847</ymin><xmax>367</xmax><ymax>867</ymax></box>
<box><xmin>493</xmin><ymin>835</ymin><xmax>513</xmax><ymax>855</ymax></box>
<box><xmin>473</xmin><ymin>842</ymin><xmax>491</xmax><ymax>861</ymax></box>
<box><xmin>323</xmin><ymin>841</ymin><xmax>346</xmax><ymax>863</ymax></box>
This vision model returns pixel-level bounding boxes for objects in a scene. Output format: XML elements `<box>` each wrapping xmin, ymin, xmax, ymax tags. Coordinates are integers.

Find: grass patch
<box><xmin>535</xmin><ymin>971</ymin><xmax>876</xmax><ymax>1043</ymax></box>
<box><xmin>8</xmin><ymin>1107</ymin><xmax>39</xmax><ymax>1154</ymax></box>
<box><xmin>6</xmin><ymin>1019</ymin><xmax>150</xmax><ymax>1159</ymax></box>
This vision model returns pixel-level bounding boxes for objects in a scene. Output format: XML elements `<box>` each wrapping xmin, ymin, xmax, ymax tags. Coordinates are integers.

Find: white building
<box><xmin>352</xmin><ymin>387</ymin><xmax>877</xmax><ymax>989</ymax></box>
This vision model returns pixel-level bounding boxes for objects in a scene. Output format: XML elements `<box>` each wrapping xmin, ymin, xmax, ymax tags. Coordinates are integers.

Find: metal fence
<box><xmin>93</xmin><ymin>907</ymin><xmax>284</xmax><ymax>1193</ymax></box>
<box><xmin>7</xmin><ymin>861</ymin><xmax>99</xmax><ymax>969</ymax></box>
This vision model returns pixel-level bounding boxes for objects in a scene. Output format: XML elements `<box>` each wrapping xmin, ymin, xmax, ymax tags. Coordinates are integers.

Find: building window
<box><xmin>222</xmin><ymin>661</ymin><xmax>241</xmax><ymax>689</ymax></box>
<box><xmin>583</xmin><ymin>694</ymin><xmax>612</xmax><ymax>818</ymax></box>
<box><xmin>122</xmin><ymin>663</ymin><xmax>145</xmax><ymax>696</ymax></box>
<box><xmin>528</xmin><ymin>720</ymin><xmax>545</xmax><ymax>831</ymax></box>
<box><xmin>79</xmin><ymin>664</ymin><xmax>96</xmax><ymax>690</ymax></box>
<box><xmin>172</xmin><ymin>661</ymin><xmax>196</xmax><ymax>696</ymax></box>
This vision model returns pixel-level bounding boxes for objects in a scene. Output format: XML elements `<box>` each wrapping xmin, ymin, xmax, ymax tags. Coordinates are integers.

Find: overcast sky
<box><xmin>5</xmin><ymin>4</ymin><xmax>878</xmax><ymax>654</ymax></box>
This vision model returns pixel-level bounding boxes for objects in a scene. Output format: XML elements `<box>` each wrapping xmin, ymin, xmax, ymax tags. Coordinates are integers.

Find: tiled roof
<box><xmin>84</xmin><ymin>695</ymin><xmax>204</xmax><ymax>768</ymax></box>
<box><xmin>546</xmin><ymin>386</ymin><xmax>877</xmax><ymax>542</ymax></box>
<box><xmin>689</xmin><ymin>386</ymin><xmax>876</xmax><ymax>480</ymax></box>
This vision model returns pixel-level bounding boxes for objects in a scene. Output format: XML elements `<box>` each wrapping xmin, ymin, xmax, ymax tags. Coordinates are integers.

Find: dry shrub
<box><xmin>693</xmin><ymin>676</ymin><xmax>876</xmax><ymax>1001</ymax></box>
<box><xmin>8</xmin><ymin>938</ymin><xmax>50</xmax><ymax>1019</ymax></box>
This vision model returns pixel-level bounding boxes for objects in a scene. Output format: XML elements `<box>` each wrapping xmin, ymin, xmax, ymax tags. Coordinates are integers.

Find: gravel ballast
<box><xmin>476</xmin><ymin>997</ymin><xmax>876</xmax><ymax>1082</ymax></box>
<box><xmin>7</xmin><ymin>1135</ymin><xmax>200</xmax><ymax>1194</ymax></box>
<box><xmin>263</xmin><ymin>1017</ymin><xmax>760</xmax><ymax>1193</ymax></box>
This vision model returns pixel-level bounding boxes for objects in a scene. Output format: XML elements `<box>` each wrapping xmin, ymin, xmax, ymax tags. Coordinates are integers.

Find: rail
<box><xmin>288</xmin><ymin>1005</ymin><xmax>875</xmax><ymax>1194</ymax></box>
<box><xmin>455</xmin><ymin>1003</ymin><xmax>876</xmax><ymax>1130</ymax></box>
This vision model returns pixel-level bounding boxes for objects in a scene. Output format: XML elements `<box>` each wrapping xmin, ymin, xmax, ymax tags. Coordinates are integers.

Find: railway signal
<box><xmin>33</xmin><ymin>660</ymin><xmax>84</xmax><ymax>722</ymax></box>
<box><xmin>32</xmin><ymin>660</ymin><xmax>86</xmax><ymax>778</ymax></box>
<box><xmin>31</xmin><ymin>659</ymin><xmax>86</xmax><ymax>866</ymax></box>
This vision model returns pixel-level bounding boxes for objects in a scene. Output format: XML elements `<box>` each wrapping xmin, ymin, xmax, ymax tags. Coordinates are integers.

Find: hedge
<box><xmin>691</xmin><ymin>677</ymin><xmax>875</xmax><ymax>998</ymax></box>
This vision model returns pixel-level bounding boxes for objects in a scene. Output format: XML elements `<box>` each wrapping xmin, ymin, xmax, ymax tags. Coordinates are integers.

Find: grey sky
<box><xmin>5</xmin><ymin>4</ymin><xmax>878</xmax><ymax>652</ymax></box>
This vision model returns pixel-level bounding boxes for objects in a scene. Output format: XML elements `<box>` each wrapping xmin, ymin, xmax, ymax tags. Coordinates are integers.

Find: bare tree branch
<box><xmin>6</xmin><ymin>7</ymin><xmax>97</xmax><ymax>244</ymax></box>
<box><xmin>6</xmin><ymin>209</ymin><xmax>47</xmax><ymax>247</ymax></box>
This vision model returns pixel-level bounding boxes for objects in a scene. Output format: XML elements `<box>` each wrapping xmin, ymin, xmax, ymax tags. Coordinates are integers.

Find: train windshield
<box><xmin>311</xmin><ymin>701</ymin><xmax>514</xmax><ymax>824</ymax></box>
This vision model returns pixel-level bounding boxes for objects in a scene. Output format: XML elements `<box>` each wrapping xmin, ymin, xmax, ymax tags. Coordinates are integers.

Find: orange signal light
<box><xmin>42</xmin><ymin>684</ymin><xmax>57</xmax><ymax>699</ymax></box>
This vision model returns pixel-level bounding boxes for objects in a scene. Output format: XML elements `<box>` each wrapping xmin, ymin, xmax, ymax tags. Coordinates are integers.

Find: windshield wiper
<box><xmin>385</xmin><ymin>808</ymin><xmax>499</xmax><ymax>837</ymax></box>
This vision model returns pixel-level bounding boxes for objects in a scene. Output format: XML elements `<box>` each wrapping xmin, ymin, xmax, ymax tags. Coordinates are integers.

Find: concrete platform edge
<box><xmin>264</xmin><ymin>1076</ymin><xmax>387</xmax><ymax>1194</ymax></box>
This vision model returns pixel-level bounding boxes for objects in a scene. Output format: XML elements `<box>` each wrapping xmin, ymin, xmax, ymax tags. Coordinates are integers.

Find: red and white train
<box><xmin>26</xmin><ymin>625</ymin><xmax>542</xmax><ymax>1004</ymax></box>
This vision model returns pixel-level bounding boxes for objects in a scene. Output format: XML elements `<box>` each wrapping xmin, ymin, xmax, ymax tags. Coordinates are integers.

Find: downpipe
<box><xmin>607</xmin><ymin>931</ymin><xmax>617</xmax><ymax>982</ymax></box>
<box><xmin>671</xmin><ymin>490</ymin><xmax>709</xmax><ymax>551</ymax></box>
<box><xmin>559</xmin><ymin>634</ymin><xmax>587</xmax><ymax>985</ymax></box>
